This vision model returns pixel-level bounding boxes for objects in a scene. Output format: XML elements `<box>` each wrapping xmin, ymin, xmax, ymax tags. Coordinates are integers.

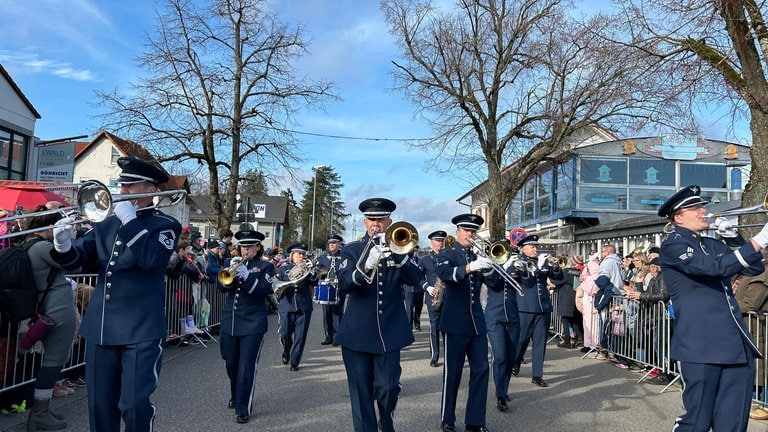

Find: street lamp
<box><xmin>310</xmin><ymin>165</ymin><xmax>326</xmax><ymax>252</ymax></box>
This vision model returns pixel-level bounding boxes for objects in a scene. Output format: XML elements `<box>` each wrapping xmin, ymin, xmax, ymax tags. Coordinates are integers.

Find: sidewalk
<box><xmin>2</xmin><ymin>312</ymin><xmax>768</xmax><ymax>431</ymax></box>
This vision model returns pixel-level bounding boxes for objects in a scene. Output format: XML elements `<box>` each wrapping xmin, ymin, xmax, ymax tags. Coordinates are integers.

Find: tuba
<box><xmin>272</xmin><ymin>261</ymin><xmax>312</xmax><ymax>299</ymax></box>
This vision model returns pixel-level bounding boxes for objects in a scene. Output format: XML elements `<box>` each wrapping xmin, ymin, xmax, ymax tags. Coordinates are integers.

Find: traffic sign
<box><xmin>508</xmin><ymin>227</ymin><xmax>528</xmax><ymax>246</ymax></box>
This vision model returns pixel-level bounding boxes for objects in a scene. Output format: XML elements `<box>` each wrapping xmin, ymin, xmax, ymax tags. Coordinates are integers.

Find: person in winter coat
<box><xmin>579</xmin><ymin>254</ymin><xmax>601</xmax><ymax>352</ymax></box>
<box><xmin>553</xmin><ymin>259</ymin><xmax>583</xmax><ymax>349</ymax></box>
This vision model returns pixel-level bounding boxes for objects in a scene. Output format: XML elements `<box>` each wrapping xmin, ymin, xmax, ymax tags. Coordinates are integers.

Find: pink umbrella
<box><xmin>0</xmin><ymin>185</ymin><xmax>68</xmax><ymax>212</ymax></box>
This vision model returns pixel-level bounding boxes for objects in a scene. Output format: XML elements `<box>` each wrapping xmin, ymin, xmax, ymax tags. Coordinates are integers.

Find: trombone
<box><xmin>355</xmin><ymin>221</ymin><xmax>418</xmax><ymax>284</ymax></box>
<box><xmin>0</xmin><ymin>180</ymin><xmax>186</xmax><ymax>239</ymax></box>
<box><xmin>663</xmin><ymin>193</ymin><xmax>768</xmax><ymax>234</ymax></box>
<box><xmin>468</xmin><ymin>238</ymin><xmax>525</xmax><ymax>297</ymax></box>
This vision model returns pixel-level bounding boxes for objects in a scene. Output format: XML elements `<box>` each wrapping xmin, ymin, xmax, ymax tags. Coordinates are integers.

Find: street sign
<box><xmin>508</xmin><ymin>227</ymin><xmax>528</xmax><ymax>246</ymax></box>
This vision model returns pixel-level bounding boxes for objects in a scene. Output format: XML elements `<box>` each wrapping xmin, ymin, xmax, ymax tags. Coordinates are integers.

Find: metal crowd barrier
<box><xmin>0</xmin><ymin>274</ymin><xmax>225</xmax><ymax>396</ymax></box>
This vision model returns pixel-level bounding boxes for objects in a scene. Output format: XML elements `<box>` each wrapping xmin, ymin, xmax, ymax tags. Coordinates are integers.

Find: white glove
<box><xmin>235</xmin><ymin>264</ymin><xmax>249</xmax><ymax>280</ymax></box>
<box><xmin>365</xmin><ymin>244</ymin><xmax>390</xmax><ymax>270</ymax></box>
<box><xmin>514</xmin><ymin>260</ymin><xmax>527</xmax><ymax>272</ymax></box>
<box><xmin>427</xmin><ymin>286</ymin><xmax>437</xmax><ymax>297</ymax></box>
<box><xmin>113</xmin><ymin>201</ymin><xmax>137</xmax><ymax>224</ymax></box>
<box><xmin>53</xmin><ymin>217</ymin><xmax>75</xmax><ymax>252</ymax></box>
<box><xmin>304</xmin><ymin>259</ymin><xmax>314</xmax><ymax>270</ymax></box>
<box><xmin>713</xmin><ymin>216</ymin><xmax>738</xmax><ymax>238</ymax></box>
<box><xmin>753</xmin><ymin>222</ymin><xmax>768</xmax><ymax>248</ymax></box>
<box><xmin>469</xmin><ymin>256</ymin><xmax>493</xmax><ymax>272</ymax></box>
<box><xmin>503</xmin><ymin>255</ymin><xmax>516</xmax><ymax>270</ymax></box>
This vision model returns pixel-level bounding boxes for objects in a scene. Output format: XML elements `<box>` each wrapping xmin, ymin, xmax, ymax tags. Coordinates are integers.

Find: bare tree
<box><xmin>96</xmin><ymin>0</ymin><xmax>335</xmax><ymax>230</ymax></box>
<box><xmin>614</xmin><ymin>0</ymin><xmax>768</xmax><ymax>228</ymax></box>
<box><xmin>381</xmin><ymin>0</ymin><xmax>684</xmax><ymax>238</ymax></box>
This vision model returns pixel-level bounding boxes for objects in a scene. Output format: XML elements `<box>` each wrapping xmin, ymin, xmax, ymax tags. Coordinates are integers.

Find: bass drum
<box><xmin>313</xmin><ymin>281</ymin><xmax>338</xmax><ymax>305</ymax></box>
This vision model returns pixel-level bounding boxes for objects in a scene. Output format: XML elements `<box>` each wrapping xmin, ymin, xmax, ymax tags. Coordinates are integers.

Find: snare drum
<box><xmin>313</xmin><ymin>281</ymin><xmax>338</xmax><ymax>305</ymax></box>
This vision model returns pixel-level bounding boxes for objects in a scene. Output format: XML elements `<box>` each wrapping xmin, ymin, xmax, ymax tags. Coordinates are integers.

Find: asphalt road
<box><xmin>2</xmin><ymin>311</ymin><xmax>768</xmax><ymax>432</ymax></box>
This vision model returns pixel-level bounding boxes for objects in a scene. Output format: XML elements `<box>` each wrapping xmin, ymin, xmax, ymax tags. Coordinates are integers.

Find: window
<box><xmin>0</xmin><ymin>128</ymin><xmax>30</xmax><ymax>180</ymax></box>
<box><xmin>680</xmin><ymin>163</ymin><xmax>726</xmax><ymax>188</ymax></box>
<box><xmin>628</xmin><ymin>188</ymin><xmax>674</xmax><ymax>211</ymax></box>
<box><xmin>578</xmin><ymin>186</ymin><xmax>627</xmax><ymax>210</ymax></box>
<box><xmin>629</xmin><ymin>159</ymin><xmax>675</xmax><ymax>186</ymax></box>
<box><xmin>580</xmin><ymin>158</ymin><xmax>627</xmax><ymax>185</ymax></box>
<box><xmin>111</xmin><ymin>147</ymin><xmax>121</xmax><ymax>164</ymax></box>
<box><xmin>554</xmin><ymin>161</ymin><xmax>574</xmax><ymax>213</ymax></box>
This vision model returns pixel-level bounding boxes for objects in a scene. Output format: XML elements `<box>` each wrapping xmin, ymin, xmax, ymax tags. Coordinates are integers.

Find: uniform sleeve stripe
<box><xmin>451</xmin><ymin>267</ymin><xmax>459</xmax><ymax>282</ymax></box>
<box><xmin>734</xmin><ymin>249</ymin><xmax>749</xmax><ymax>268</ymax></box>
<box><xmin>126</xmin><ymin>229</ymin><xmax>148</xmax><ymax>247</ymax></box>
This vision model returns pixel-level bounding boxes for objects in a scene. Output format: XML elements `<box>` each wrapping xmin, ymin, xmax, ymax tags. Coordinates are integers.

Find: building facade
<box><xmin>0</xmin><ymin>65</ymin><xmax>40</xmax><ymax>181</ymax></box>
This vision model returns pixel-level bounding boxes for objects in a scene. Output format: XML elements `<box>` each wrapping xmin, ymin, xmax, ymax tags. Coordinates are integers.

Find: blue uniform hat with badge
<box><xmin>235</xmin><ymin>230</ymin><xmax>265</xmax><ymax>246</ymax></box>
<box><xmin>657</xmin><ymin>185</ymin><xmax>708</xmax><ymax>219</ymax></box>
<box><xmin>517</xmin><ymin>234</ymin><xmax>539</xmax><ymax>247</ymax></box>
<box><xmin>358</xmin><ymin>198</ymin><xmax>396</xmax><ymax>219</ymax></box>
<box><xmin>327</xmin><ymin>234</ymin><xmax>344</xmax><ymax>243</ymax></box>
<box><xmin>428</xmin><ymin>230</ymin><xmax>447</xmax><ymax>241</ymax></box>
<box><xmin>451</xmin><ymin>213</ymin><xmax>484</xmax><ymax>231</ymax></box>
<box><xmin>287</xmin><ymin>242</ymin><xmax>308</xmax><ymax>254</ymax></box>
<box><xmin>116</xmin><ymin>157</ymin><xmax>170</xmax><ymax>185</ymax></box>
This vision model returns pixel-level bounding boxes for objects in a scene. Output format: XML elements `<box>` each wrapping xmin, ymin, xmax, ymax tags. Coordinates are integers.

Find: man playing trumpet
<box><xmin>335</xmin><ymin>198</ymin><xmax>422</xmax><ymax>432</ymax></box>
<box><xmin>419</xmin><ymin>230</ymin><xmax>448</xmax><ymax>367</ymax></box>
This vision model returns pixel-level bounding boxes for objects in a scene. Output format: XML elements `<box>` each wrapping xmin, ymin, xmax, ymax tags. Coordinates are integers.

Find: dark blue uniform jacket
<box><xmin>661</xmin><ymin>226</ymin><xmax>764</xmax><ymax>363</ymax></box>
<box><xmin>335</xmin><ymin>232</ymin><xmax>421</xmax><ymax>353</ymax></box>
<box><xmin>53</xmin><ymin>209</ymin><xmax>181</xmax><ymax>345</ymax></box>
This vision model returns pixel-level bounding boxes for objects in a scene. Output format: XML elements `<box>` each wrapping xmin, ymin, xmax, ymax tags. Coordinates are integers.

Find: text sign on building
<box><xmin>37</xmin><ymin>141</ymin><xmax>75</xmax><ymax>183</ymax></box>
<box><xmin>253</xmin><ymin>203</ymin><xmax>266</xmax><ymax>219</ymax></box>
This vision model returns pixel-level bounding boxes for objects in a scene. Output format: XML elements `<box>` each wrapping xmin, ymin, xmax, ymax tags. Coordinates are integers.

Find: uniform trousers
<box><xmin>487</xmin><ymin>319</ymin><xmax>520</xmax><ymax>399</ymax></box>
<box><xmin>341</xmin><ymin>347</ymin><xmax>402</xmax><ymax>432</ymax></box>
<box><xmin>515</xmin><ymin>311</ymin><xmax>550</xmax><ymax>378</ymax></box>
<box><xmin>278</xmin><ymin>310</ymin><xmax>312</xmax><ymax>367</ymax></box>
<box><xmin>426</xmin><ymin>299</ymin><xmax>441</xmax><ymax>363</ymax></box>
<box><xmin>441</xmin><ymin>332</ymin><xmax>489</xmax><ymax>426</ymax></box>
<box><xmin>85</xmin><ymin>339</ymin><xmax>163</xmax><ymax>432</ymax></box>
<box><xmin>674</xmin><ymin>353</ymin><xmax>754</xmax><ymax>432</ymax></box>
<box><xmin>220</xmin><ymin>332</ymin><xmax>266</xmax><ymax>417</ymax></box>
<box><xmin>404</xmin><ymin>292</ymin><xmax>424</xmax><ymax>329</ymax></box>
<box><xmin>321</xmin><ymin>304</ymin><xmax>340</xmax><ymax>343</ymax></box>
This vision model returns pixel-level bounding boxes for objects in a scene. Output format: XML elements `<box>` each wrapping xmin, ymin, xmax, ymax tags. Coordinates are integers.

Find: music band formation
<box><xmin>14</xmin><ymin>157</ymin><xmax>768</xmax><ymax>432</ymax></box>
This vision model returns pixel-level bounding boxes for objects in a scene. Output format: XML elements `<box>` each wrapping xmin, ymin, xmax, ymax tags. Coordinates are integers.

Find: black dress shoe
<box><xmin>465</xmin><ymin>425</ymin><xmax>490</xmax><ymax>432</ymax></box>
<box><xmin>236</xmin><ymin>414</ymin><xmax>249</xmax><ymax>424</ymax></box>
<box><xmin>505</xmin><ymin>395</ymin><xmax>511</xmax><ymax>402</ymax></box>
<box><xmin>290</xmin><ymin>365</ymin><xmax>299</xmax><ymax>371</ymax></box>
<box><xmin>430</xmin><ymin>360</ymin><xmax>439</xmax><ymax>367</ymax></box>
<box><xmin>496</xmin><ymin>396</ymin><xmax>508</xmax><ymax>412</ymax></box>
<box><xmin>531</xmin><ymin>377</ymin><xmax>548</xmax><ymax>387</ymax></box>
<box><xmin>441</xmin><ymin>422</ymin><xmax>456</xmax><ymax>432</ymax></box>
<box><xmin>321</xmin><ymin>340</ymin><xmax>333</xmax><ymax>345</ymax></box>
<box><xmin>511</xmin><ymin>364</ymin><xmax>520</xmax><ymax>376</ymax></box>
<box><xmin>227</xmin><ymin>399</ymin><xmax>234</xmax><ymax>409</ymax></box>
<box><xmin>281</xmin><ymin>353</ymin><xmax>289</xmax><ymax>365</ymax></box>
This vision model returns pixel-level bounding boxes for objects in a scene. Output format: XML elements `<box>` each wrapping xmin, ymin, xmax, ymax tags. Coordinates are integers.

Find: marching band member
<box><xmin>335</xmin><ymin>198</ymin><xmax>422</xmax><ymax>432</ymax></box>
<box><xmin>485</xmin><ymin>238</ymin><xmax>520</xmax><ymax>412</ymax></box>
<box><xmin>419</xmin><ymin>229</ymin><xmax>447</xmax><ymax>367</ymax></box>
<box><xmin>316</xmin><ymin>234</ymin><xmax>344</xmax><ymax>345</ymax></box>
<box><xmin>275</xmin><ymin>242</ymin><xmax>317</xmax><ymax>371</ymax></box>
<box><xmin>51</xmin><ymin>157</ymin><xmax>181</xmax><ymax>432</ymax></box>
<box><xmin>508</xmin><ymin>234</ymin><xmax>564</xmax><ymax>388</ymax></box>
<box><xmin>435</xmin><ymin>214</ymin><xmax>495</xmax><ymax>432</ymax></box>
<box><xmin>219</xmin><ymin>230</ymin><xmax>275</xmax><ymax>424</ymax></box>
<box><xmin>658</xmin><ymin>185</ymin><xmax>767</xmax><ymax>431</ymax></box>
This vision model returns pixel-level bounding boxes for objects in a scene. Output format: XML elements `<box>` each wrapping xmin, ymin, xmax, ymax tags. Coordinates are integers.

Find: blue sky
<box><xmin>0</xmin><ymin>0</ymin><xmax>749</xmax><ymax>242</ymax></box>
<box><xmin>0</xmin><ymin>0</ymin><xmax>476</xmax><ymax>241</ymax></box>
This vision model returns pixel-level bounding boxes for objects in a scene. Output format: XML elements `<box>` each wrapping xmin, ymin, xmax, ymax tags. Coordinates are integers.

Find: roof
<box><xmin>189</xmin><ymin>194</ymin><xmax>289</xmax><ymax>225</ymax></box>
<box><xmin>0</xmin><ymin>64</ymin><xmax>41</xmax><ymax>119</ymax></box>
<box><xmin>77</xmin><ymin>130</ymin><xmax>185</xmax><ymax>192</ymax></box>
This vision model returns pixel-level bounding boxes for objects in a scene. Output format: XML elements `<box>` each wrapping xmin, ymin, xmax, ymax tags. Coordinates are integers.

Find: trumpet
<box><xmin>355</xmin><ymin>221</ymin><xmax>418</xmax><ymax>284</ymax></box>
<box><xmin>469</xmin><ymin>238</ymin><xmax>524</xmax><ymax>297</ymax></box>
<box><xmin>546</xmin><ymin>256</ymin><xmax>568</xmax><ymax>267</ymax></box>
<box><xmin>0</xmin><ymin>180</ymin><xmax>186</xmax><ymax>239</ymax></box>
<box><xmin>218</xmin><ymin>259</ymin><xmax>246</xmax><ymax>285</ymax></box>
